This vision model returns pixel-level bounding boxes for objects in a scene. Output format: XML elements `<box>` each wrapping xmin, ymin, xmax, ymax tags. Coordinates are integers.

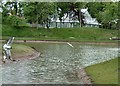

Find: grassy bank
<box><xmin>1</xmin><ymin>24</ymin><xmax>119</xmax><ymax>43</ymax></box>
<box><xmin>85</xmin><ymin>57</ymin><xmax>119</xmax><ymax>84</ymax></box>
<box><xmin>0</xmin><ymin>43</ymin><xmax>36</xmax><ymax>60</ymax></box>
<box><xmin>12</xmin><ymin>44</ymin><xmax>35</xmax><ymax>59</ymax></box>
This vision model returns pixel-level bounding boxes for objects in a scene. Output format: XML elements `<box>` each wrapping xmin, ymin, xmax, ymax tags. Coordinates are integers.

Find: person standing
<box><xmin>2</xmin><ymin>37</ymin><xmax>15</xmax><ymax>62</ymax></box>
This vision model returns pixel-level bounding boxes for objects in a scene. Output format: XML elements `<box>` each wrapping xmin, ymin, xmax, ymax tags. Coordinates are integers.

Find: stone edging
<box><xmin>78</xmin><ymin>68</ymin><xmax>92</xmax><ymax>84</ymax></box>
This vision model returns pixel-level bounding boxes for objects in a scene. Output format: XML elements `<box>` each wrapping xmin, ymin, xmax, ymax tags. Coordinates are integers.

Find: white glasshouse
<box><xmin>48</xmin><ymin>8</ymin><xmax>101</xmax><ymax>28</ymax></box>
<box><xmin>81</xmin><ymin>8</ymin><xmax>101</xmax><ymax>27</ymax></box>
<box><xmin>38</xmin><ymin>8</ymin><xmax>101</xmax><ymax>28</ymax></box>
<box><xmin>49</xmin><ymin>12</ymin><xmax>80</xmax><ymax>28</ymax></box>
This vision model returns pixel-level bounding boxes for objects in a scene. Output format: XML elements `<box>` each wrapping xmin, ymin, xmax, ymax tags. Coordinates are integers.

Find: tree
<box><xmin>56</xmin><ymin>2</ymin><xmax>87</xmax><ymax>27</ymax></box>
<box><xmin>2</xmin><ymin>1</ymin><xmax>25</xmax><ymax>26</ymax></box>
<box><xmin>23</xmin><ymin>2</ymin><xmax>55</xmax><ymax>28</ymax></box>
<box><xmin>6</xmin><ymin>15</ymin><xmax>26</xmax><ymax>27</ymax></box>
<box><xmin>98</xmin><ymin>2</ymin><xmax>118</xmax><ymax>29</ymax></box>
<box><xmin>64</xmin><ymin>2</ymin><xmax>88</xmax><ymax>27</ymax></box>
<box><xmin>86</xmin><ymin>2</ymin><xmax>118</xmax><ymax>29</ymax></box>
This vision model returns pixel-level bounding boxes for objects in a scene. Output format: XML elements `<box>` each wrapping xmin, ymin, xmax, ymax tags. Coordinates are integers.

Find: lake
<box><xmin>1</xmin><ymin>42</ymin><xmax>118</xmax><ymax>84</ymax></box>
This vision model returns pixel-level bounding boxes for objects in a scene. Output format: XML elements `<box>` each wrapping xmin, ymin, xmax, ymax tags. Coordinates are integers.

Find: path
<box><xmin>0</xmin><ymin>40</ymin><xmax>118</xmax><ymax>45</ymax></box>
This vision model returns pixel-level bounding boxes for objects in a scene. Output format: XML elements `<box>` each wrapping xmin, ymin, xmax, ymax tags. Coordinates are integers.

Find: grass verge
<box><xmin>1</xmin><ymin>24</ymin><xmax>119</xmax><ymax>43</ymax></box>
<box><xmin>85</xmin><ymin>57</ymin><xmax>119</xmax><ymax>84</ymax></box>
<box><xmin>0</xmin><ymin>43</ymin><xmax>35</xmax><ymax>60</ymax></box>
<box><xmin>11</xmin><ymin>44</ymin><xmax>35</xmax><ymax>59</ymax></box>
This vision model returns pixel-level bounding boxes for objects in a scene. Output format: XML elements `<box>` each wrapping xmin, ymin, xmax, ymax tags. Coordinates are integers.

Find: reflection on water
<box><xmin>1</xmin><ymin>43</ymin><xmax>118</xmax><ymax>84</ymax></box>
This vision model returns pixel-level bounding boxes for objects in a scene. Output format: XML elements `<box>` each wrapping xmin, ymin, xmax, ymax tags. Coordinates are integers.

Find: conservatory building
<box><xmin>49</xmin><ymin>8</ymin><xmax>101</xmax><ymax>28</ymax></box>
<box><xmin>49</xmin><ymin>12</ymin><xmax>80</xmax><ymax>28</ymax></box>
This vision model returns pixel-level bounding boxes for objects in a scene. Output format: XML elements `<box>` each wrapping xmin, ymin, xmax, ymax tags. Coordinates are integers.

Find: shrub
<box><xmin>6</xmin><ymin>15</ymin><xmax>28</xmax><ymax>27</ymax></box>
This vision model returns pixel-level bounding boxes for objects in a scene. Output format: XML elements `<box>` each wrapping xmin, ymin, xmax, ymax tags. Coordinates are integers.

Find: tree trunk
<box><xmin>46</xmin><ymin>22</ymin><xmax>51</xmax><ymax>32</ymax></box>
<box><xmin>78</xmin><ymin>10</ymin><xmax>85</xmax><ymax>27</ymax></box>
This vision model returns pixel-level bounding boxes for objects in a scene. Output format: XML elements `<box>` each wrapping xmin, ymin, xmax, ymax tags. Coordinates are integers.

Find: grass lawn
<box><xmin>85</xmin><ymin>57</ymin><xmax>119</xmax><ymax>84</ymax></box>
<box><xmin>1</xmin><ymin>24</ymin><xmax>119</xmax><ymax>43</ymax></box>
<box><xmin>0</xmin><ymin>43</ymin><xmax>35</xmax><ymax>60</ymax></box>
<box><xmin>12</xmin><ymin>44</ymin><xmax>34</xmax><ymax>58</ymax></box>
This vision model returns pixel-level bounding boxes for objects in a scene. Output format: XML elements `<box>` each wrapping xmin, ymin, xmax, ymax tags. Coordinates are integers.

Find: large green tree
<box><xmin>87</xmin><ymin>2</ymin><xmax>118</xmax><ymax>29</ymax></box>
<box><xmin>2</xmin><ymin>1</ymin><xmax>26</xmax><ymax>26</ymax></box>
<box><xmin>23</xmin><ymin>2</ymin><xmax>55</xmax><ymax>28</ymax></box>
<box><xmin>99</xmin><ymin>2</ymin><xmax>118</xmax><ymax>29</ymax></box>
<box><xmin>1</xmin><ymin>1</ymin><xmax>118</xmax><ymax>29</ymax></box>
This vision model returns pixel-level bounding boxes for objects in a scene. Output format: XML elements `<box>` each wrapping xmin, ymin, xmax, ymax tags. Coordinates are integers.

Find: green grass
<box><xmin>85</xmin><ymin>58</ymin><xmax>119</xmax><ymax>84</ymax></box>
<box><xmin>12</xmin><ymin>44</ymin><xmax>34</xmax><ymax>54</ymax></box>
<box><xmin>1</xmin><ymin>24</ymin><xmax>119</xmax><ymax>43</ymax></box>
<box><xmin>0</xmin><ymin>43</ymin><xmax>34</xmax><ymax>60</ymax></box>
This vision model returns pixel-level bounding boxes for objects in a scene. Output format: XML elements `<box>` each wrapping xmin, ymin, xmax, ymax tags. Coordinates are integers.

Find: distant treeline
<box><xmin>1</xmin><ymin>2</ymin><xmax>119</xmax><ymax>29</ymax></box>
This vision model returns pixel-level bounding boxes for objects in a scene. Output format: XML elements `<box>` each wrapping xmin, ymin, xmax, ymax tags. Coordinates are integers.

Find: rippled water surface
<box><xmin>0</xmin><ymin>42</ymin><xmax>118</xmax><ymax>84</ymax></box>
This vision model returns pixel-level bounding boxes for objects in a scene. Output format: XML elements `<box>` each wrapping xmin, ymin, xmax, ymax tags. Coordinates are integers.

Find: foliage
<box><xmin>56</xmin><ymin>2</ymin><xmax>70</xmax><ymax>21</ymax></box>
<box><xmin>87</xmin><ymin>2</ymin><xmax>118</xmax><ymax>29</ymax></box>
<box><xmin>0</xmin><ymin>12</ymin><xmax>2</xmax><ymax>24</ymax></box>
<box><xmin>57</xmin><ymin>2</ymin><xmax>87</xmax><ymax>26</ymax></box>
<box><xmin>1</xmin><ymin>2</ymin><xmax>118</xmax><ymax>29</ymax></box>
<box><xmin>23</xmin><ymin>2</ymin><xmax>55</xmax><ymax>28</ymax></box>
<box><xmin>3</xmin><ymin>2</ymin><xmax>24</xmax><ymax>16</ymax></box>
<box><xmin>2</xmin><ymin>1</ymin><xmax>27</xmax><ymax>26</ymax></box>
<box><xmin>23</xmin><ymin>2</ymin><xmax>37</xmax><ymax>24</ymax></box>
<box><xmin>5</xmin><ymin>15</ymin><xmax>27</xmax><ymax>27</ymax></box>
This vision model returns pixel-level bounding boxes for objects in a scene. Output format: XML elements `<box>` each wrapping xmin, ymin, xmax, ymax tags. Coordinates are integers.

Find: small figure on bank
<box><xmin>2</xmin><ymin>37</ymin><xmax>15</xmax><ymax>62</ymax></box>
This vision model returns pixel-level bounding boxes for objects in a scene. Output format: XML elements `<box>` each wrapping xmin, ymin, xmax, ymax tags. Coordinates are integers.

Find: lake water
<box><xmin>0</xmin><ymin>42</ymin><xmax>119</xmax><ymax>84</ymax></box>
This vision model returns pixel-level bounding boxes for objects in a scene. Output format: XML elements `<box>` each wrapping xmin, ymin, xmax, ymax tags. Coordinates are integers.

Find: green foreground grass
<box><xmin>85</xmin><ymin>58</ymin><xmax>119</xmax><ymax>84</ymax></box>
<box><xmin>1</xmin><ymin>24</ymin><xmax>119</xmax><ymax>43</ymax></box>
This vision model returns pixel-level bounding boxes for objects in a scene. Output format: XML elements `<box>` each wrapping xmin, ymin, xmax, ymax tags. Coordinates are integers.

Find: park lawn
<box><xmin>85</xmin><ymin>57</ymin><xmax>119</xmax><ymax>84</ymax></box>
<box><xmin>1</xmin><ymin>24</ymin><xmax>119</xmax><ymax>43</ymax></box>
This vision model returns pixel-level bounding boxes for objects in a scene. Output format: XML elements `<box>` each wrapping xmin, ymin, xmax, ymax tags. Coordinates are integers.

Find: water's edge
<box><xmin>1</xmin><ymin>42</ymin><xmax>118</xmax><ymax>84</ymax></box>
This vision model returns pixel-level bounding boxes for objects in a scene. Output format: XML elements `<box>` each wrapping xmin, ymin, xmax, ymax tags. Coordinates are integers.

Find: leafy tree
<box><xmin>23</xmin><ymin>2</ymin><xmax>55</xmax><ymax>28</ymax></box>
<box><xmin>23</xmin><ymin>2</ymin><xmax>38</xmax><ymax>27</ymax></box>
<box><xmin>69</xmin><ymin>2</ymin><xmax>87</xmax><ymax>27</ymax></box>
<box><xmin>5</xmin><ymin>15</ymin><xmax>26</xmax><ymax>27</ymax></box>
<box><xmin>87</xmin><ymin>2</ymin><xmax>118</xmax><ymax>29</ymax></box>
<box><xmin>56</xmin><ymin>2</ymin><xmax>87</xmax><ymax>27</ymax></box>
<box><xmin>2</xmin><ymin>1</ymin><xmax>25</xmax><ymax>26</ymax></box>
<box><xmin>1</xmin><ymin>1</ymin><xmax>118</xmax><ymax>29</ymax></box>
<box><xmin>57</xmin><ymin>2</ymin><xmax>69</xmax><ymax>21</ymax></box>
